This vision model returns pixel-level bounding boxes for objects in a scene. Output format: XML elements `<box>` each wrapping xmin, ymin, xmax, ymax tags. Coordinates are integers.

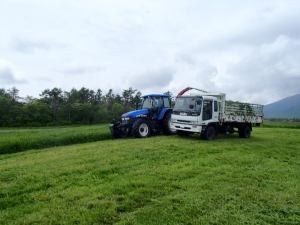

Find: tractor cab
<box><xmin>139</xmin><ymin>95</ymin><xmax>167</xmax><ymax>120</ymax></box>
<box><xmin>109</xmin><ymin>93</ymin><xmax>176</xmax><ymax>138</ymax></box>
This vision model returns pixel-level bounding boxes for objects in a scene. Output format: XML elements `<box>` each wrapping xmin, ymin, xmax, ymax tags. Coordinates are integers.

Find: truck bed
<box><xmin>220</xmin><ymin>101</ymin><xmax>264</xmax><ymax>124</ymax></box>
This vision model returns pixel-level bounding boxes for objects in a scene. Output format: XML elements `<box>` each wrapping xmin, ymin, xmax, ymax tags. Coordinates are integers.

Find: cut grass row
<box><xmin>0</xmin><ymin>124</ymin><xmax>112</xmax><ymax>155</ymax></box>
<box><xmin>262</xmin><ymin>121</ymin><xmax>300</xmax><ymax>129</ymax></box>
<box><xmin>0</xmin><ymin>127</ymin><xmax>299</xmax><ymax>224</ymax></box>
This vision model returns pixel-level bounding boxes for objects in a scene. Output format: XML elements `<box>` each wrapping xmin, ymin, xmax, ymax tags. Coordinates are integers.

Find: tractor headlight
<box><xmin>122</xmin><ymin>117</ymin><xmax>131</xmax><ymax>121</ymax></box>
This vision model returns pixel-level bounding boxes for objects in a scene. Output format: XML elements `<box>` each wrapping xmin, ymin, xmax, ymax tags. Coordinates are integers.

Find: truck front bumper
<box><xmin>170</xmin><ymin>123</ymin><xmax>202</xmax><ymax>133</ymax></box>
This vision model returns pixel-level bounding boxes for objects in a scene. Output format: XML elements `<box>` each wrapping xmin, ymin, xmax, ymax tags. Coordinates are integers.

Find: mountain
<box><xmin>264</xmin><ymin>94</ymin><xmax>300</xmax><ymax>118</ymax></box>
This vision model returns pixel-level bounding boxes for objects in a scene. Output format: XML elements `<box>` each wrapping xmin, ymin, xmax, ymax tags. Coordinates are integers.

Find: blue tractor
<box><xmin>109</xmin><ymin>94</ymin><xmax>177</xmax><ymax>138</ymax></box>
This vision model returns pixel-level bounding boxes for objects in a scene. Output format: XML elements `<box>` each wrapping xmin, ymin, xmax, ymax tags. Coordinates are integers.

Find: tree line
<box><xmin>0</xmin><ymin>86</ymin><xmax>149</xmax><ymax>127</ymax></box>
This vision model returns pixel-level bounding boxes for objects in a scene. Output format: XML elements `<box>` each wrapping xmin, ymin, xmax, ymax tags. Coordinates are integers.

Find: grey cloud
<box><xmin>0</xmin><ymin>67</ymin><xmax>27</xmax><ymax>85</ymax></box>
<box><xmin>12</xmin><ymin>39</ymin><xmax>65</xmax><ymax>53</ymax></box>
<box><xmin>224</xmin><ymin>35</ymin><xmax>300</xmax><ymax>104</ymax></box>
<box><xmin>175</xmin><ymin>52</ymin><xmax>197</xmax><ymax>65</ymax></box>
<box><xmin>197</xmin><ymin>65</ymin><xmax>218</xmax><ymax>78</ymax></box>
<box><xmin>129</xmin><ymin>67</ymin><xmax>176</xmax><ymax>89</ymax></box>
<box><xmin>37</xmin><ymin>76</ymin><xmax>52</xmax><ymax>82</ymax></box>
<box><xmin>0</xmin><ymin>68</ymin><xmax>15</xmax><ymax>84</ymax></box>
<box><xmin>63</xmin><ymin>66</ymin><xmax>105</xmax><ymax>75</ymax></box>
<box><xmin>193</xmin><ymin>5</ymin><xmax>300</xmax><ymax>53</ymax></box>
<box><xmin>196</xmin><ymin>64</ymin><xmax>218</xmax><ymax>91</ymax></box>
<box><xmin>229</xmin><ymin>17</ymin><xmax>300</xmax><ymax>47</ymax></box>
<box><xmin>255</xmin><ymin>17</ymin><xmax>299</xmax><ymax>46</ymax></box>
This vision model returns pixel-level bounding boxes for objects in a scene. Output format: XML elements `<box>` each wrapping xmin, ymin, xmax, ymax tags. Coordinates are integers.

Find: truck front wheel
<box><xmin>202</xmin><ymin>126</ymin><xmax>215</xmax><ymax>140</ymax></box>
<box><xmin>133</xmin><ymin>119</ymin><xmax>151</xmax><ymax>138</ymax></box>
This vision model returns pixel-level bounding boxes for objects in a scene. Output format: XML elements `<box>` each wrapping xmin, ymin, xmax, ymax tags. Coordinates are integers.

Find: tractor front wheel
<box><xmin>133</xmin><ymin>119</ymin><xmax>151</xmax><ymax>138</ymax></box>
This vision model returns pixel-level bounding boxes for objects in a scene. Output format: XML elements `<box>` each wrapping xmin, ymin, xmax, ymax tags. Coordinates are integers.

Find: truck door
<box><xmin>202</xmin><ymin>100</ymin><xmax>212</xmax><ymax>120</ymax></box>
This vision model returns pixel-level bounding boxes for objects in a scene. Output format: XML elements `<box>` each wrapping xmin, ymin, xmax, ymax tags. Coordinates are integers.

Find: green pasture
<box><xmin>0</xmin><ymin>126</ymin><xmax>300</xmax><ymax>224</ymax></box>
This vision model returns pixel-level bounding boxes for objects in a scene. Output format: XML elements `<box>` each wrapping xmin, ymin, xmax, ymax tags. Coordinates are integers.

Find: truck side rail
<box><xmin>224</xmin><ymin>101</ymin><xmax>264</xmax><ymax>116</ymax></box>
<box><xmin>218</xmin><ymin>101</ymin><xmax>264</xmax><ymax>124</ymax></box>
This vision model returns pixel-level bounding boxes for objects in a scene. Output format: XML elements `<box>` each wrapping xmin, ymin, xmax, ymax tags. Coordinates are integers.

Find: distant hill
<box><xmin>264</xmin><ymin>94</ymin><xmax>300</xmax><ymax>119</ymax></box>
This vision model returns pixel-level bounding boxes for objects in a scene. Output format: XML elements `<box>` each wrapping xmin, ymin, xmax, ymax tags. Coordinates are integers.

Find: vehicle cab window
<box><xmin>214</xmin><ymin>100</ymin><xmax>218</xmax><ymax>112</ymax></box>
<box><xmin>163</xmin><ymin>97</ymin><xmax>170</xmax><ymax>108</ymax></box>
<box><xmin>203</xmin><ymin>100</ymin><xmax>212</xmax><ymax>120</ymax></box>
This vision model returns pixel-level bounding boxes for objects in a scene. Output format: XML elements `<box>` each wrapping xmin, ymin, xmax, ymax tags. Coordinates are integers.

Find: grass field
<box><xmin>0</xmin><ymin>125</ymin><xmax>300</xmax><ymax>224</ymax></box>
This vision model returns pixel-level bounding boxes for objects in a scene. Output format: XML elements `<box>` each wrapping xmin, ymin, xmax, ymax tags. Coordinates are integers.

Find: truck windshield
<box><xmin>173</xmin><ymin>97</ymin><xmax>202</xmax><ymax>112</ymax></box>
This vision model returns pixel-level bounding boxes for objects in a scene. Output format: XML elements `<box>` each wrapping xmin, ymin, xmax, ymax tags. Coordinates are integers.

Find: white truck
<box><xmin>170</xmin><ymin>87</ymin><xmax>264</xmax><ymax>140</ymax></box>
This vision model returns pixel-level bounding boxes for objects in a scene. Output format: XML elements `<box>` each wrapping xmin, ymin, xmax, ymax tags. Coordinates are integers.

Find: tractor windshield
<box><xmin>140</xmin><ymin>96</ymin><xmax>166</xmax><ymax>109</ymax></box>
<box><xmin>173</xmin><ymin>97</ymin><xmax>202</xmax><ymax>113</ymax></box>
<box><xmin>141</xmin><ymin>97</ymin><xmax>153</xmax><ymax>109</ymax></box>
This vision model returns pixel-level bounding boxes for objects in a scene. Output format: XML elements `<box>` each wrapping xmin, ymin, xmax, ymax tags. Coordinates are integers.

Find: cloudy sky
<box><xmin>1</xmin><ymin>0</ymin><xmax>300</xmax><ymax>104</ymax></box>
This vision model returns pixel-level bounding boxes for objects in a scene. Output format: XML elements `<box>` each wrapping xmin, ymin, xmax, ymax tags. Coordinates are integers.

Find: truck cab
<box><xmin>171</xmin><ymin>87</ymin><xmax>264</xmax><ymax>140</ymax></box>
<box><xmin>170</xmin><ymin>95</ymin><xmax>219</xmax><ymax>135</ymax></box>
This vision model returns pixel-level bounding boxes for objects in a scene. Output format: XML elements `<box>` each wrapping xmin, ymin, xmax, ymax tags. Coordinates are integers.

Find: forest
<box><xmin>0</xmin><ymin>86</ymin><xmax>170</xmax><ymax>127</ymax></box>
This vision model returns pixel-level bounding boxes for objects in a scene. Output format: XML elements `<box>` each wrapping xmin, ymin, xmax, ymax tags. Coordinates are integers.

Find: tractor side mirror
<box><xmin>135</xmin><ymin>98</ymin><xmax>141</xmax><ymax>110</ymax></box>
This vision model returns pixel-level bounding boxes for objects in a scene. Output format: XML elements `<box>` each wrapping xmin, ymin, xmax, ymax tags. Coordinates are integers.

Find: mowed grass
<box><xmin>0</xmin><ymin>127</ymin><xmax>300</xmax><ymax>224</ymax></box>
<box><xmin>0</xmin><ymin>124</ymin><xmax>112</xmax><ymax>154</ymax></box>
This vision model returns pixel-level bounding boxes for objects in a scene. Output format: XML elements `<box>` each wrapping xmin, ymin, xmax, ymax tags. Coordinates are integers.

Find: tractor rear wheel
<box><xmin>162</xmin><ymin>111</ymin><xmax>177</xmax><ymax>135</ymax></box>
<box><xmin>133</xmin><ymin>119</ymin><xmax>151</xmax><ymax>138</ymax></box>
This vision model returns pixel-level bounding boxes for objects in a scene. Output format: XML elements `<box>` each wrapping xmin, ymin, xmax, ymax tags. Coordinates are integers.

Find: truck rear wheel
<box><xmin>133</xmin><ymin>119</ymin><xmax>151</xmax><ymax>138</ymax></box>
<box><xmin>239</xmin><ymin>126</ymin><xmax>251</xmax><ymax>138</ymax></box>
<box><xmin>202</xmin><ymin>125</ymin><xmax>215</xmax><ymax>140</ymax></box>
<box><xmin>162</xmin><ymin>111</ymin><xmax>177</xmax><ymax>135</ymax></box>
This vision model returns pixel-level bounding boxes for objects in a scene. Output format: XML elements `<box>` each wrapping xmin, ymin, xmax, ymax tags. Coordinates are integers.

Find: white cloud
<box><xmin>0</xmin><ymin>0</ymin><xmax>300</xmax><ymax>104</ymax></box>
<box><xmin>128</xmin><ymin>67</ymin><xmax>176</xmax><ymax>90</ymax></box>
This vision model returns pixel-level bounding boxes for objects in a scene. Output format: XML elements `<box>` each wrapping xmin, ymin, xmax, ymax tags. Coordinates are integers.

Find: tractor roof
<box><xmin>142</xmin><ymin>94</ymin><xmax>170</xmax><ymax>98</ymax></box>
